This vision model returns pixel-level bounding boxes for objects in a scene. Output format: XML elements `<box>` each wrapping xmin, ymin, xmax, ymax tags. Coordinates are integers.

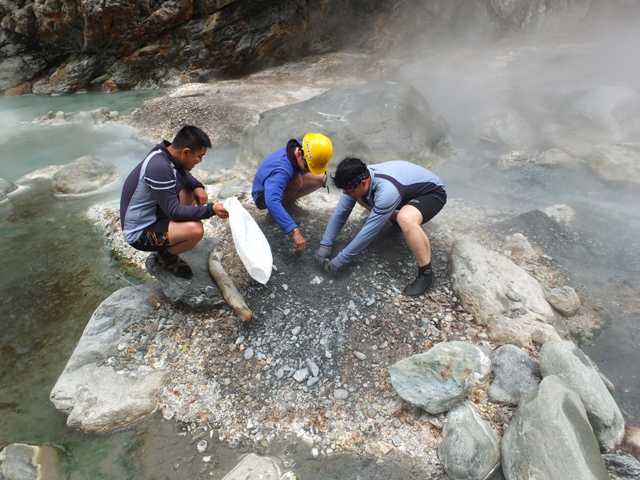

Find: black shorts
<box><xmin>129</xmin><ymin>218</ymin><xmax>171</xmax><ymax>252</ymax></box>
<box><xmin>404</xmin><ymin>191</ymin><xmax>446</xmax><ymax>224</ymax></box>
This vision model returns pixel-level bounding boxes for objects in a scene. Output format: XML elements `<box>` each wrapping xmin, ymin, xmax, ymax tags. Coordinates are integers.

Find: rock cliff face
<box><xmin>0</xmin><ymin>0</ymin><xmax>633</xmax><ymax>95</ymax></box>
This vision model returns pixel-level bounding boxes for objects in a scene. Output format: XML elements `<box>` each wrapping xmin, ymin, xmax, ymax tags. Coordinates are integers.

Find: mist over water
<box><xmin>391</xmin><ymin>14</ymin><xmax>640</xmax><ymax>423</ymax></box>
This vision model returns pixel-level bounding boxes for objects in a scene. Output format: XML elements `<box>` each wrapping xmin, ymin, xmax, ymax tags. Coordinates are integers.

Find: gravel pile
<box><xmin>89</xmin><ymin>179</ymin><xmax>525</xmax><ymax>477</ymax></box>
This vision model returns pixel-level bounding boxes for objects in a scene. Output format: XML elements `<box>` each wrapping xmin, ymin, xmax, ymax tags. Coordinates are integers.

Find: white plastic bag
<box><xmin>223</xmin><ymin>197</ymin><xmax>273</xmax><ymax>284</ymax></box>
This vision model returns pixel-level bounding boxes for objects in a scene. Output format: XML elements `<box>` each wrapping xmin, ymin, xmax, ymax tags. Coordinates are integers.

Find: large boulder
<box><xmin>438</xmin><ymin>402</ymin><xmax>500</xmax><ymax>480</ymax></box>
<box><xmin>389</xmin><ymin>342</ymin><xmax>476</xmax><ymax>414</ymax></box>
<box><xmin>488</xmin><ymin>344</ymin><xmax>540</xmax><ymax>406</ymax></box>
<box><xmin>52</xmin><ymin>155</ymin><xmax>120</xmax><ymax>195</ymax></box>
<box><xmin>539</xmin><ymin>340</ymin><xmax>625</xmax><ymax>451</ymax></box>
<box><xmin>449</xmin><ymin>239</ymin><xmax>560</xmax><ymax>346</ymax></box>
<box><xmin>50</xmin><ymin>284</ymin><xmax>169</xmax><ymax>434</ymax></box>
<box><xmin>236</xmin><ymin>82</ymin><xmax>454</xmax><ymax>174</ymax></box>
<box><xmin>502</xmin><ymin>375</ymin><xmax>609</xmax><ymax>480</ymax></box>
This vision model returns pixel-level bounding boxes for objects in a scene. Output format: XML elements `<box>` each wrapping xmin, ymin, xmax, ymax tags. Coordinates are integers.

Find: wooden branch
<box><xmin>208</xmin><ymin>245</ymin><xmax>253</xmax><ymax>323</ymax></box>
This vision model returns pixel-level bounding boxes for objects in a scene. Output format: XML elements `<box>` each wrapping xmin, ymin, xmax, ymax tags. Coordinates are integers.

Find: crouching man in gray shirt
<box><xmin>315</xmin><ymin>157</ymin><xmax>446</xmax><ymax>296</ymax></box>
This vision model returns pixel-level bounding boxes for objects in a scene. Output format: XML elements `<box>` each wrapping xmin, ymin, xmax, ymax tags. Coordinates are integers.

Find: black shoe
<box><xmin>403</xmin><ymin>270</ymin><xmax>435</xmax><ymax>297</ymax></box>
<box><xmin>155</xmin><ymin>250</ymin><xmax>193</xmax><ymax>278</ymax></box>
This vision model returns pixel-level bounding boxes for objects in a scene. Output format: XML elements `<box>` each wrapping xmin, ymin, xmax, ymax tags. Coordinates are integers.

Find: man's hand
<box><xmin>212</xmin><ymin>203</ymin><xmax>229</xmax><ymax>218</ymax></box>
<box><xmin>194</xmin><ymin>187</ymin><xmax>209</xmax><ymax>206</ymax></box>
<box><xmin>291</xmin><ymin>228</ymin><xmax>306</xmax><ymax>252</ymax></box>
<box><xmin>314</xmin><ymin>245</ymin><xmax>332</xmax><ymax>266</ymax></box>
<box><xmin>324</xmin><ymin>256</ymin><xmax>346</xmax><ymax>275</ymax></box>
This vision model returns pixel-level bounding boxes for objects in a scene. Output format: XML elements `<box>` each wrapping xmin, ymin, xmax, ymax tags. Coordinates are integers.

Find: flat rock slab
<box><xmin>145</xmin><ymin>236</ymin><xmax>225</xmax><ymax>311</ymax></box>
<box><xmin>222</xmin><ymin>453</ymin><xmax>287</xmax><ymax>480</ymax></box>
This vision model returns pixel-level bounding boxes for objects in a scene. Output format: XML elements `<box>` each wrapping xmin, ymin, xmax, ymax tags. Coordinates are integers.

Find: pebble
<box><xmin>196</xmin><ymin>439</ymin><xmax>208</xmax><ymax>453</ymax></box>
<box><xmin>354</xmin><ymin>351</ymin><xmax>367</xmax><ymax>360</ymax></box>
<box><xmin>334</xmin><ymin>388</ymin><xmax>349</xmax><ymax>400</ymax></box>
<box><xmin>506</xmin><ymin>290</ymin><xmax>522</xmax><ymax>302</ymax></box>
<box><xmin>293</xmin><ymin>368</ymin><xmax>309</xmax><ymax>382</ymax></box>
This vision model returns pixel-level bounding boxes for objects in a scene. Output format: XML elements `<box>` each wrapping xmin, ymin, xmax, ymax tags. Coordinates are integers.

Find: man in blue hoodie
<box><xmin>252</xmin><ymin>133</ymin><xmax>333</xmax><ymax>253</ymax></box>
<box><xmin>315</xmin><ymin>156</ymin><xmax>446</xmax><ymax>297</ymax></box>
<box><xmin>120</xmin><ymin>125</ymin><xmax>228</xmax><ymax>278</ymax></box>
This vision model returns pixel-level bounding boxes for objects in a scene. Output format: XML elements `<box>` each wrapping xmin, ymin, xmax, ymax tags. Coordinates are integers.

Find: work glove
<box><xmin>314</xmin><ymin>245</ymin><xmax>332</xmax><ymax>267</ymax></box>
<box><xmin>324</xmin><ymin>256</ymin><xmax>346</xmax><ymax>275</ymax></box>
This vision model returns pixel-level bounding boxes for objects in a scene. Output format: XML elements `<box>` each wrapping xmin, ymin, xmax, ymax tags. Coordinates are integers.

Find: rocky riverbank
<box><xmin>80</xmin><ymin>164</ymin><xmax>639</xmax><ymax>478</ymax></box>
<box><xmin>12</xmin><ymin>48</ymin><xmax>640</xmax><ymax>478</ymax></box>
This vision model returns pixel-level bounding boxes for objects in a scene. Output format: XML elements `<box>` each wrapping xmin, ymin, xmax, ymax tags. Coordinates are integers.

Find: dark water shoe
<box><xmin>155</xmin><ymin>250</ymin><xmax>193</xmax><ymax>278</ymax></box>
<box><xmin>403</xmin><ymin>270</ymin><xmax>435</xmax><ymax>297</ymax></box>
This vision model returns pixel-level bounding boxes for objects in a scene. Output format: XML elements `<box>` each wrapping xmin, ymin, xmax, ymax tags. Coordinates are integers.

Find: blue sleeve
<box><xmin>264</xmin><ymin>169</ymin><xmax>298</xmax><ymax>234</ymax></box>
<box><xmin>337</xmin><ymin>183</ymin><xmax>401</xmax><ymax>263</ymax></box>
<box><xmin>146</xmin><ymin>158</ymin><xmax>213</xmax><ymax>221</ymax></box>
<box><xmin>320</xmin><ymin>194</ymin><xmax>357</xmax><ymax>246</ymax></box>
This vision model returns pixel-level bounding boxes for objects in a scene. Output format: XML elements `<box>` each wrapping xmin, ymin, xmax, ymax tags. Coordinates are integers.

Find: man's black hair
<box><xmin>331</xmin><ymin>156</ymin><xmax>370</xmax><ymax>190</ymax></box>
<box><xmin>172</xmin><ymin>125</ymin><xmax>212</xmax><ymax>151</ymax></box>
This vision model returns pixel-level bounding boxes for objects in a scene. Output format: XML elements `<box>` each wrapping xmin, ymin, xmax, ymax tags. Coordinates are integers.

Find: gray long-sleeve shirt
<box><xmin>320</xmin><ymin>160</ymin><xmax>446</xmax><ymax>263</ymax></box>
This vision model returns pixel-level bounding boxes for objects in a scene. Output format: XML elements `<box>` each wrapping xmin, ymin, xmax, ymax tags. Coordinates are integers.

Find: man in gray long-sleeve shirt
<box><xmin>120</xmin><ymin>125</ymin><xmax>228</xmax><ymax>278</ymax></box>
<box><xmin>315</xmin><ymin>157</ymin><xmax>446</xmax><ymax>296</ymax></box>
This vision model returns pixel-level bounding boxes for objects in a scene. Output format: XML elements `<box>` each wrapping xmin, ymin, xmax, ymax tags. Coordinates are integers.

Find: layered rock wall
<box><xmin>0</xmin><ymin>0</ymin><xmax>636</xmax><ymax>95</ymax></box>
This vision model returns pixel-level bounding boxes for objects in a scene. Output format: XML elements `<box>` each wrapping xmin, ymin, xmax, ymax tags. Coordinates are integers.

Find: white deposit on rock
<box><xmin>50</xmin><ymin>285</ymin><xmax>169</xmax><ymax>434</ymax></box>
<box><xmin>449</xmin><ymin>239</ymin><xmax>560</xmax><ymax>346</ymax></box>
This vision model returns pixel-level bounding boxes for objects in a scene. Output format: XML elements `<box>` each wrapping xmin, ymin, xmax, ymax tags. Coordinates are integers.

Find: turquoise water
<box><xmin>0</xmin><ymin>92</ymin><xmax>180</xmax><ymax>477</ymax></box>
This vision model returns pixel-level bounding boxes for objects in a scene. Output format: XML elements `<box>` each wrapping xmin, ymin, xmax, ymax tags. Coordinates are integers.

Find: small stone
<box><xmin>293</xmin><ymin>368</ymin><xmax>309</xmax><ymax>382</ymax></box>
<box><xmin>334</xmin><ymin>388</ymin><xmax>349</xmax><ymax>400</ymax></box>
<box><xmin>282</xmin><ymin>284</ymin><xmax>289</xmax><ymax>291</ymax></box>
<box><xmin>196</xmin><ymin>439</ymin><xmax>208</xmax><ymax>453</ymax></box>
<box><xmin>354</xmin><ymin>351</ymin><xmax>367</xmax><ymax>360</ymax></box>
<box><xmin>292</xmin><ymin>326</ymin><xmax>302</xmax><ymax>335</ymax></box>
<box><xmin>163</xmin><ymin>409</ymin><xmax>175</xmax><ymax>420</ymax></box>
<box><xmin>506</xmin><ymin>290</ymin><xmax>521</xmax><ymax>302</ymax></box>
<box><xmin>244</xmin><ymin>348</ymin><xmax>255</xmax><ymax>359</ymax></box>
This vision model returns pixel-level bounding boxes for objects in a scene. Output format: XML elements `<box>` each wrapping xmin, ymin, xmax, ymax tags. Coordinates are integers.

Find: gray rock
<box><xmin>545</xmin><ymin>285</ymin><xmax>581</xmax><ymax>316</ymax></box>
<box><xmin>539</xmin><ymin>340</ymin><xmax>625</xmax><ymax>451</ymax></box>
<box><xmin>588</xmin><ymin>143</ymin><xmax>640</xmax><ymax>186</ymax></box>
<box><xmin>543</xmin><ymin>204</ymin><xmax>575</xmax><ymax>225</ymax></box>
<box><xmin>503</xmin><ymin>232</ymin><xmax>537</xmax><ymax>261</ymax></box>
<box><xmin>472</xmin><ymin>106</ymin><xmax>535</xmax><ymax>151</ymax></box>
<box><xmin>50</xmin><ymin>284</ymin><xmax>169</xmax><ymax>434</ymax></box>
<box><xmin>564</xmin><ymin>86</ymin><xmax>640</xmax><ymax>143</ymax></box>
<box><xmin>438</xmin><ymin>402</ymin><xmax>500</xmax><ymax>480</ymax></box>
<box><xmin>0</xmin><ymin>443</ymin><xmax>62</xmax><ymax>480</ymax></box>
<box><xmin>603</xmin><ymin>451</ymin><xmax>640</xmax><ymax>480</ymax></box>
<box><xmin>389</xmin><ymin>342</ymin><xmax>475</xmax><ymax>414</ymax></box>
<box><xmin>449</xmin><ymin>239</ymin><xmax>560</xmax><ymax>347</ymax></box>
<box><xmin>237</xmin><ymin>82</ymin><xmax>454</xmax><ymax>174</ymax></box>
<box><xmin>496</xmin><ymin>150</ymin><xmax>530</xmax><ymax>170</ymax></box>
<box><xmin>52</xmin><ymin>155</ymin><xmax>120</xmax><ymax>195</ymax></box>
<box><xmin>502</xmin><ymin>375</ymin><xmax>609</xmax><ymax>480</ymax></box>
<box><xmin>145</xmin><ymin>237</ymin><xmax>225</xmax><ymax>312</ymax></box>
<box><xmin>488</xmin><ymin>344</ymin><xmax>540</xmax><ymax>406</ymax></box>
<box><xmin>533</xmin><ymin>148</ymin><xmax>578</xmax><ymax>168</ymax></box>
<box><xmin>222</xmin><ymin>453</ymin><xmax>288</xmax><ymax>480</ymax></box>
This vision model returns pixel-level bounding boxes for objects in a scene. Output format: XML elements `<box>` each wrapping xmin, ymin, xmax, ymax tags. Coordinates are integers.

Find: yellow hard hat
<box><xmin>302</xmin><ymin>133</ymin><xmax>333</xmax><ymax>175</ymax></box>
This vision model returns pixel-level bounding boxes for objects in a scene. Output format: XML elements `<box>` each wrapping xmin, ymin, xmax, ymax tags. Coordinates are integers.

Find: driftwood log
<box><xmin>207</xmin><ymin>244</ymin><xmax>253</xmax><ymax>323</ymax></box>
